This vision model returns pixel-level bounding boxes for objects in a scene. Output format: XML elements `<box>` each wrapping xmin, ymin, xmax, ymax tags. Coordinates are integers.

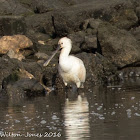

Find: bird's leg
<box><xmin>65</xmin><ymin>87</ymin><xmax>68</xmax><ymax>99</ymax></box>
<box><xmin>69</xmin><ymin>81</ymin><xmax>80</xmax><ymax>94</ymax></box>
<box><xmin>64</xmin><ymin>82</ymin><xmax>68</xmax><ymax>98</ymax></box>
<box><xmin>72</xmin><ymin>84</ymin><xmax>79</xmax><ymax>94</ymax></box>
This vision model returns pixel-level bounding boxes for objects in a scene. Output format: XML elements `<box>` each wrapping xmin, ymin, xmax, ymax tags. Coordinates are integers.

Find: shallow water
<box><xmin>0</xmin><ymin>78</ymin><xmax>140</xmax><ymax>140</ymax></box>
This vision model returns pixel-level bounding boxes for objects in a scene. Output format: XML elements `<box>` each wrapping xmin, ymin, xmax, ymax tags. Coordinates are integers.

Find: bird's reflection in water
<box><xmin>64</xmin><ymin>93</ymin><xmax>90</xmax><ymax>140</ymax></box>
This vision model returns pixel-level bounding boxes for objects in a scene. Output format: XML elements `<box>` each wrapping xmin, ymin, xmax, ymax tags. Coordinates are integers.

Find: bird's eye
<box><xmin>61</xmin><ymin>43</ymin><xmax>63</xmax><ymax>45</ymax></box>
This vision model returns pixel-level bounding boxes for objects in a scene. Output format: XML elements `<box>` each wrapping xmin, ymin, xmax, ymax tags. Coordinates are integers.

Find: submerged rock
<box><xmin>5</xmin><ymin>78</ymin><xmax>45</xmax><ymax>98</ymax></box>
<box><xmin>118</xmin><ymin>67</ymin><xmax>140</xmax><ymax>78</ymax></box>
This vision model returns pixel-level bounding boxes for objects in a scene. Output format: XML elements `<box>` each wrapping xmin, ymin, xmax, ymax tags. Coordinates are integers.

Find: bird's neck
<box><xmin>59</xmin><ymin>45</ymin><xmax>73</xmax><ymax>72</ymax></box>
<box><xmin>59</xmin><ymin>46</ymin><xmax>71</xmax><ymax>61</ymax></box>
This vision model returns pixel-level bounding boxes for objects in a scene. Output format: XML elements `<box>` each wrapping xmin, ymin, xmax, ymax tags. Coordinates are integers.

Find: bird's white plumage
<box><xmin>58</xmin><ymin>37</ymin><xmax>86</xmax><ymax>88</ymax></box>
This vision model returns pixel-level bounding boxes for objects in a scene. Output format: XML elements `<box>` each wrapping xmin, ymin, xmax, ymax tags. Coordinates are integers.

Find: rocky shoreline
<box><xmin>0</xmin><ymin>0</ymin><xmax>140</xmax><ymax>98</ymax></box>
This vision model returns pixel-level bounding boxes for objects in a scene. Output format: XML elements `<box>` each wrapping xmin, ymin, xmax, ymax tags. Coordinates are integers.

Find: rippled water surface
<box><xmin>0</xmin><ymin>78</ymin><xmax>140</xmax><ymax>140</ymax></box>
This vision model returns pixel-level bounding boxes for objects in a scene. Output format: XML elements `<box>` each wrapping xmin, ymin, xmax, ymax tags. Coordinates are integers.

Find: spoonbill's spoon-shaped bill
<box><xmin>43</xmin><ymin>45</ymin><xmax>60</xmax><ymax>67</ymax></box>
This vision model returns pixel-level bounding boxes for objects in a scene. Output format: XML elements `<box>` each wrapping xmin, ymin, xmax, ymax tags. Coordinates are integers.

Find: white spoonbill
<box><xmin>43</xmin><ymin>37</ymin><xmax>86</xmax><ymax>89</ymax></box>
<box><xmin>58</xmin><ymin>37</ymin><xmax>86</xmax><ymax>88</ymax></box>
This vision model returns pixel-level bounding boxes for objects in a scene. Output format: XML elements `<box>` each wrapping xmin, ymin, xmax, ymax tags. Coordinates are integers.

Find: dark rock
<box><xmin>34</xmin><ymin>52</ymin><xmax>49</xmax><ymax>60</ymax></box>
<box><xmin>25</xmin><ymin>0</ymin><xmax>135</xmax><ymax>37</ymax></box>
<box><xmin>0</xmin><ymin>56</ymin><xmax>48</xmax><ymax>97</ymax></box>
<box><xmin>25</xmin><ymin>13</ymin><xmax>55</xmax><ymax>37</ymax></box>
<box><xmin>0</xmin><ymin>0</ymin><xmax>33</xmax><ymax>16</ymax></box>
<box><xmin>26</xmin><ymin>29</ymin><xmax>51</xmax><ymax>43</ymax></box>
<box><xmin>130</xmin><ymin>0</ymin><xmax>140</xmax><ymax>7</ymax></box>
<box><xmin>52</xmin><ymin>0</ymin><xmax>134</xmax><ymax>36</ymax></box>
<box><xmin>32</xmin><ymin>38</ymin><xmax>59</xmax><ymax>57</ymax></box>
<box><xmin>82</xmin><ymin>10</ymin><xmax>138</xmax><ymax>32</ymax></box>
<box><xmin>81</xmin><ymin>35</ymin><xmax>97</xmax><ymax>52</ymax></box>
<box><xmin>110</xmin><ymin>9</ymin><xmax>138</xmax><ymax>30</ymax></box>
<box><xmin>25</xmin><ymin>29</ymin><xmax>54</xmax><ymax>54</ymax></box>
<box><xmin>82</xmin><ymin>4</ymin><xmax>138</xmax><ymax>30</ymax></box>
<box><xmin>61</xmin><ymin>0</ymin><xmax>94</xmax><ymax>6</ymax></box>
<box><xmin>5</xmin><ymin>78</ymin><xmax>45</xmax><ymax>98</ymax></box>
<box><xmin>68</xmin><ymin>30</ymin><xmax>97</xmax><ymax>53</ymax></box>
<box><xmin>81</xmin><ymin>18</ymin><xmax>102</xmax><ymax>32</ymax></box>
<box><xmin>21</xmin><ymin>60</ymin><xmax>44</xmax><ymax>81</ymax></box>
<box><xmin>31</xmin><ymin>0</ymin><xmax>68</xmax><ymax>13</ymax></box>
<box><xmin>0</xmin><ymin>16</ymin><xmax>26</xmax><ymax>36</ymax></box>
<box><xmin>22</xmin><ymin>59</ymin><xmax>58</xmax><ymax>88</ymax></box>
<box><xmin>136</xmin><ymin>7</ymin><xmax>140</xmax><ymax>22</ymax></box>
<box><xmin>0</xmin><ymin>56</ymin><xmax>20</xmax><ymax>90</ymax></box>
<box><xmin>1</xmin><ymin>62</ymin><xmax>47</xmax><ymax>98</ymax></box>
<box><xmin>98</xmin><ymin>22</ymin><xmax>140</xmax><ymax>67</ymax></box>
<box><xmin>76</xmin><ymin>52</ymin><xmax>117</xmax><ymax>84</ymax></box>
<box><xmin>42</xmin><ymin>66</ymin><xmax>58</xmax><ymax>88</ymax></box>
<box><xmin>68</xmin><ymin>31</ymin><xmax>85</xmax><ymax>53</ymax></box>
<box><xmin>17</xmin><ymin>0</ymin><xmax>33</xmax><ymax>10</ymax></box>
<box><xmin>25</xmin><ymin>28</ymin><xmax>60</xmax><ymax>56</ymax></box>
<box><xmin>20</xmin><ymin>49</ymin><xmax>34</xmax><ymax>58</ymax></box>
<box><xmin>130</xmin><ymin>26</ymin><xmax>140</xmax><ymax>42</ymax></box>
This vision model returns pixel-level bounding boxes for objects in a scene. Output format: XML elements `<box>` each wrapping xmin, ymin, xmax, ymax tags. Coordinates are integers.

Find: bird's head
<box><xmin>58</xmin><ymin>37</ymin><xmax>72</xmax><ymax>50</ymax></box>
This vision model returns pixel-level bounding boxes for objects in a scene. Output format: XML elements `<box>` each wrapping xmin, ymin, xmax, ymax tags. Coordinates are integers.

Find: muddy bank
<box><xmin>0</xmin><ymin>0</ymin><xmax>140</xmax><ymax>98</ymax></box>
